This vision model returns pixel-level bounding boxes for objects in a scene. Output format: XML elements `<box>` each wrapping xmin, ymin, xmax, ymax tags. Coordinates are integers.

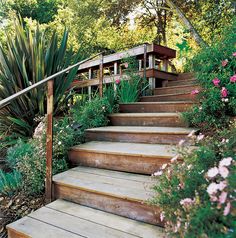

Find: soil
<box><xmin>0</xmin><ymin>193</ymin><xmax>45</xmax><ymax>238</ymax></box>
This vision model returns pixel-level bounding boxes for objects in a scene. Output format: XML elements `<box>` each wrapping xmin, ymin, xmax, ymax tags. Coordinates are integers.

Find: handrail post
<box><xmin>99</xmin><ymin>54</ymin><xmax>104</xmax><ymax>97</ymax></box>
<box><xmin>143</xmin><ymin>43</ymin><xmax>147</xmax><ymax>81</ymax></box>
<box><xmin>45</xmin><ymin>79</ymin><xmax>54</xmax><ymax>203</ymax></box>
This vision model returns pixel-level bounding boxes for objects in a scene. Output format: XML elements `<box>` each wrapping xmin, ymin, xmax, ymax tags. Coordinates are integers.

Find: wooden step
<box><xmin>69</xmin><ymin>141</ymin><xmax>177</xmax><ymax>174</ymax></box>
<box><xmin>140</xmin><ymin>92</ymin><xmax>196</xmax><ymax>102</ymax></box>
<box><xmin>154</xmin><ymin>84</ymin><xmax>200</xmax><ymax>95</ymax></box>
<box><xmin>86</xmin><ymin>126</ymin><xmax>197</xmax><ymax>144</ymax></box>
<box><xmin>167</xmin><ymin>79</ymin><xmax>197</xmax><ymax>87</ymax></box>
<box><xmin>119</xmin><ymin>101</ymin><xmax>193</xmax><ymax>113</ymax></box>
<box><xmin>52</xmin><ymin>168</ymin><xmax>162</xmax><ymax>225</ymax></box>
<box><xmin>177</xmin><ymin>72</ymin><xmax>194</xmax><ymax>80</ymax></box>
<box><xmin>7</xmin><ymin>199</ymin><xmax>165</xmax><ymax>238</ymax></box>
<box><xmin>109</xmin><ymin>113</ymin><xmax>187</xmax><ymax>127</ymax></box>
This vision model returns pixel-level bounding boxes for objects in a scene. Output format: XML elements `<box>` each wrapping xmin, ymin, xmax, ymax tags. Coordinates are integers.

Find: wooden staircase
<box><xmin>7</xmin><ymin>73</ymin><xmax>198</xmax><ymax>238</ymax></box>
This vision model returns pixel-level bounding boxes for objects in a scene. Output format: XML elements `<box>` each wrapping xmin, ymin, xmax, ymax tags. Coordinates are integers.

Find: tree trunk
<box><xmin>166</xmin><ymin>0</ymin><xmax>207</xmax><ymax>47</ymax></box>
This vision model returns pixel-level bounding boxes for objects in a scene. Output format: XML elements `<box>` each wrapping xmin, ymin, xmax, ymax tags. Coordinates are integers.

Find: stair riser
<box><xmin>141</xmin><ymin>94</ymin><xmax>196</xmax><ymax>102</ymax></box>
<box><xmin>109</xmin><ymin>116</ymin><xmax>187</xmax><ymax>127</ymax></box>
<box><xmin>154</xmin><ymin>85</ymin><xmax>200</xmax><ymax>95</ymax></box>
<box><xmin>119</xmin><ymin>103</ymin><xmax>193</xmax><ymax>113</ymax></box>
<box><xmin>86</xmin><ymin>131</ymin><xmax>190</xmax><ymax>145</ymax></box>
<box><xmin>8</xmin><ymin>229</ymin><xmax>25</xmax><ymax>238</ymax></box>
<box><xmin>53</xmin><ymin>183</ymin><xmax>163</xmax><ymax>226</ymax></box>
<box><xmin>178</xmin><ymin>73</ymin><xmax>194</xmax><ymax>80</ymax></box>
<box><xmin>167</xmin><ymin>80</ymin><xmax>196</xmax><ymax>87</ymax></box>
<box><xmin>69</xmin><ymin>150</ymin><xmax>170</xmax><ymax>174</ymax></box>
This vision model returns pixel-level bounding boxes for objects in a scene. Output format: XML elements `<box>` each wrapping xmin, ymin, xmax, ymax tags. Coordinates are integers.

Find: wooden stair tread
<box><xmin>53</xmin><ymin>167</ymin><xmax>155</xmax><ymax>201</ymax></box>
<box><xmin>70</xmin><ymin>141</ymin><xmax>176</xmax><ymax>158</ymax></box>
<box><xmin>109</xmin><ymin>112</ymin><xmax>181</xmax><ymax>117</ymax></box>
<box><xmin>86</xmin><ymin>126</ymin><xmax>196</xmax><ymax>135</ymax></box>
<box><xmin>7</xmin><ymin>200</ymin><xmax>164</xmax><ymax>238</ymax></box>
<box><xmin>120</xmin><ymin>101</ymin><xmax>193</xmax><ymax>105</ymax></box>
<box><xmin>154</xmin><ymin>84</ymin><xmax>198</xmax><ymax>91</ymax></box>
<box><xmin>144</xmin><ymin>92</ymin><xmax>192</xmax><ymax>97</ymax></box>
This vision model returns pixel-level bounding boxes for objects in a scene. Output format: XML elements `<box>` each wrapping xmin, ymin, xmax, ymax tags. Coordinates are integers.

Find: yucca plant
<box><xmin>0</xmin><ymin>18</ymin><xmax>80</xmax><ymax>139</ymax></box>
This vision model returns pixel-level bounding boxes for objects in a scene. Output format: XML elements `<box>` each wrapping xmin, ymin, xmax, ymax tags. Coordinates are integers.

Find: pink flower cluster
<box><xmin>206</xmin><ymin>157</ymin><xmax>234</xmax><ymax>216</ymax></box>
<box><xmin>180</xmin><ymin>198</ymin><xmax>195</xmax><ymax>208</ymax></box>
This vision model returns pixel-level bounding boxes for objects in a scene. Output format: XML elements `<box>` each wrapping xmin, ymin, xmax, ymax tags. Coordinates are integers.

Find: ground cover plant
<box><xmin>152</xmin><ymin>122</ymin><xmax>236</xmax><ymax>238</ymax></box>
<box><xmin>183</xmin><ymin>20</ymin><xmax>236</xmax><ymax>131</ymax></box>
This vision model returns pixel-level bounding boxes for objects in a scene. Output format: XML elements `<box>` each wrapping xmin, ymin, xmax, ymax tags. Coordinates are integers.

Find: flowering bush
<box><xmin>183</xmin><ymin>21</ymin><xmax>236</xmax><ymax>130</ymax></box>
<box><xmin>151</xmin><ymin>122</ymin><xmax>236</xmax><ymax>238</ymax></box>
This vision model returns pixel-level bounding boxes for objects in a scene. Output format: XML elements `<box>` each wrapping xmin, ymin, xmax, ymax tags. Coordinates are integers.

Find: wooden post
<box><xmin>143</xmin><ymin>44</ymin><xmax>147</xmax><ymax>81</ymax></box>
<box><xmin>148</xmin><ymin>54</ymin><xmax>155</xmax><ymax>90</ymax></box>
<box><xmin>88</xmin><ymin>68</ymin><xmax>92</xmax><ymax>101</ymax></box>
<box><xmin>99</xmin><ymin>55</ymin><xmax>104</xmax><ymax>97</ymax></box>
<box><xmin>45</xmin><ymin>79</ymin><xmax>54</xmax><ymax>203</ymax></box>
<box><xmin>163</xmin><ymin>59</ymin><xmax>168</xmax><ymax>72</ymax></box>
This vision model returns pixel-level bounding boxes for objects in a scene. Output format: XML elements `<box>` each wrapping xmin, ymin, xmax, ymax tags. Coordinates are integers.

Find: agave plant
<box><xmin>0</xmin><ymin>19</ymin><xmax>80</xmax><ymax>138</ymax></box>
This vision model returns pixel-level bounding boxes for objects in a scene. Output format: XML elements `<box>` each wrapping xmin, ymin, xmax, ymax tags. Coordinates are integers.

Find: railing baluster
<box><xmin>99</xmin><ymin>54</ymin><xmax>104</xmax><ymax>97</ymax></box>
<box><xmin>45</xmin><ymin>79</ymin><xmax>54</xmax><ymax>203</ymax></box>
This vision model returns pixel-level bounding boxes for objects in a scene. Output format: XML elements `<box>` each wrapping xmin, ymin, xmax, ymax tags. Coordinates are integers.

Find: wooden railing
<box><xmin>0</xmin><ymin>53</ymin><xmax>102</xmax><ymax>202</ymax></box>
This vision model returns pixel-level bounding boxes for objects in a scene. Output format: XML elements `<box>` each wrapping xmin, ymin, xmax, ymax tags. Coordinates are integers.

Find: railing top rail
<box><xmin>0</xmin><ymin>52</ymin><xmax>102</xmax><ymax>109</ymax></box>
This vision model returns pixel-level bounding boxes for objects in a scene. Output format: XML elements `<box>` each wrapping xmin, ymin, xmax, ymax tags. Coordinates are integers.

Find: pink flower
<box><xmin>219</xmin><ymin>191</ymin><xmax>227</xmax><ymax>204</ymax></box>
<box><xmin>197</xmin><ymin>134</ymin><xmax>204</xmax><ymax>141</ymax></box>
<box><xmin>230</xmin><ymin>75</ymin><xmax>236</xmax><ymax>83</ymax></box>
<box><xmin>207</xmin><ymin>167</ymin><xmax>219</xmax><ymax>178</ymax></box>
<box><xmin>223</xmin><ymin>202</ymin><xmax>231</xmax><ymax>216</ymax></box>
<box><xmin>191</xmin><ymin>89</ymin><xmax>200</xmax><ymax>95</ymax></box>
<box><xmin>160</xmin><ymin>212</ymin><xmax>165</xmax><ymax>222</ymax></box>
<box><xmin>212</xmin><ymin>78</ymin><xmax>220</xmax><ymax>86</ymax></box>
<box><xmin>233</xmin><ymin>52</ymin><xmax>236</xmax><ymax>57</ymax></box>
<box><xmin>124</xmin><ymin>62</ymin><xmax>129</xmax><ymax>68</ymax></box>
<box><xmin>153</xmin><ymin>170</ymin><xmax>163</xmax><ymax>176</ymax></box>
<box><xmin>222</xmin><ymin>59</ymin><xmax>228</xmax><ymax>67</ymax></box>
<box><xmin>115</xmin><ymin>79</ymin><xmax>121</xmax><ymax>85</ymax></box>
<box><xmin>171</xmin><ymin>155</ymin><xmax>179</xmax><ymax>163</ymax></box>
<box><xmin>187</xmin><ymin>130</ymin><xmax>196</xmax><ymax>138</ymax></box>
<box><xmin>219</xmin><ymin>157</ymin><xmax>232</xmax><ymax>167</ymax></box>
<box><xmin>161</xmin><ymin>163</ymin><xmax>167</xmax><ymax>170</ymax></box>
<box><xmin>218</xmin><ymin>181</ymin><xmax>227</xmax><ymax>191</ymax></box>
<box><xmin>221</xmin><ymin>87</ymin><xmax>228</xmax><ymax>98</ymax></box>
<box><xmin>207</xmin><ymin>182</ymin><xmax>219</xmax><ymax>195</ymax></box>
<box><xmin>210</xmin><ymin>195</ymin><xmax>218</xmax><ymax>202</ymax></box>
<box><xmin>178</xmin><ymin>139</ymin><xmax>185</xmax><ymax>146</ymax></box>
<box><xmin>219</xmin><ymin>166</ymin><xmax>229</xmax><ymax>178</ymax></box>
<box><xmin>180</xmin><ymin>198</ymin><xmax>195</xmax><ymax>207</ymax></box>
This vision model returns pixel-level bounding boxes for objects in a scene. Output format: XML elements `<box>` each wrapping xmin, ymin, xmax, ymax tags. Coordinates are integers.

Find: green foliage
<box><xmin>152</xmin><ymin>123</ymin><xmax>236</xmax><ymax>238</ymax></box>
<box><xmin>72</xmin><ymin>97</ymin><xmax>113</xmax><ymax>133</ymax></box>
<box><xmin>8</xmin><ymin>0</ymin><xmax>62</xmax><ymax>24</ymax></box>
<box><xmin>0</xmin><ymin>18</ymin><xmax>79</xmax><ymax>138</ymax></box>
<box><xmin>116</xmin><ymin>57</ymin><xmax>147</xmax><ymax>103</ymax></box>
<box><xmin>183</xmin><ymin>21</ymin><xmax>236</xmax><ymax>130</ymax></box>
<box><xmin>0</xmin><ymin>170</ymin><xmax>22</xmax><ymax>195</ymax></box>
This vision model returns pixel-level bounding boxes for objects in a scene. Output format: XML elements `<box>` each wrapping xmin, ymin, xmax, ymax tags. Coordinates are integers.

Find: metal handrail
<box><xmin>0</xmin><ymin>53</ymin><xmax>102</xmax><ymax>109</ymax></box>
<box><xmin>0</xmin><ymin>52</ymin><xmax>102</xmax><ymax>202</ymax></box>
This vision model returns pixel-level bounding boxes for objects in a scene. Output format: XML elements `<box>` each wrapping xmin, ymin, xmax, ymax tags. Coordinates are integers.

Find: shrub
<box><xmin>72</xmin><ymin>96</ymin><xmax>113</xmax><ymax>132</ymax></box>
<box><xmin>0</xmin><ymin>18</ymin><xmax>80</xmax><ymax>139</ymax></box>
<box><xmin>116</xmin><ymin>57</ymin><xmax>148</xmax><ymax>103</ymax></box>
<box><xmin>151</xmin><ymin>122</ymin><xmax>236</xmax><ymax>238</ymax></box>
<box><xmin>183</xmin><ymin>21</ymin><xmax>236</xmax><ymax>131</ymax></box>
<box><xmin>0</xmin><ymin>170</ymin><xmax>22</xmax><ymax>196</ymax></box>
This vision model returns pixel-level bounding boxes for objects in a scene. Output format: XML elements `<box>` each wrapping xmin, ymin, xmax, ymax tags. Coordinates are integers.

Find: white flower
<box><xmin>153</xmin><ymin>170</ymin><xmax>163</xmax><ymax>176</ymax></box>
<box><xmin>58</xmin><ymin>141</ymin><xmax>62</xmax><ymax>145</ymax></box>
<box><xmin>207</xmin><ymin>182</ymin><xmax>219</xmax><ymax>195</ymax></box>
<box><xmin>219</xmin><ymin>157</ymin><xmax>233</xmax><ymax>167</ymax></box>
<box><xmin>206</xmin><ymin>167</ymin><xmax>219</xmax><ymax>178</ymax></box>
